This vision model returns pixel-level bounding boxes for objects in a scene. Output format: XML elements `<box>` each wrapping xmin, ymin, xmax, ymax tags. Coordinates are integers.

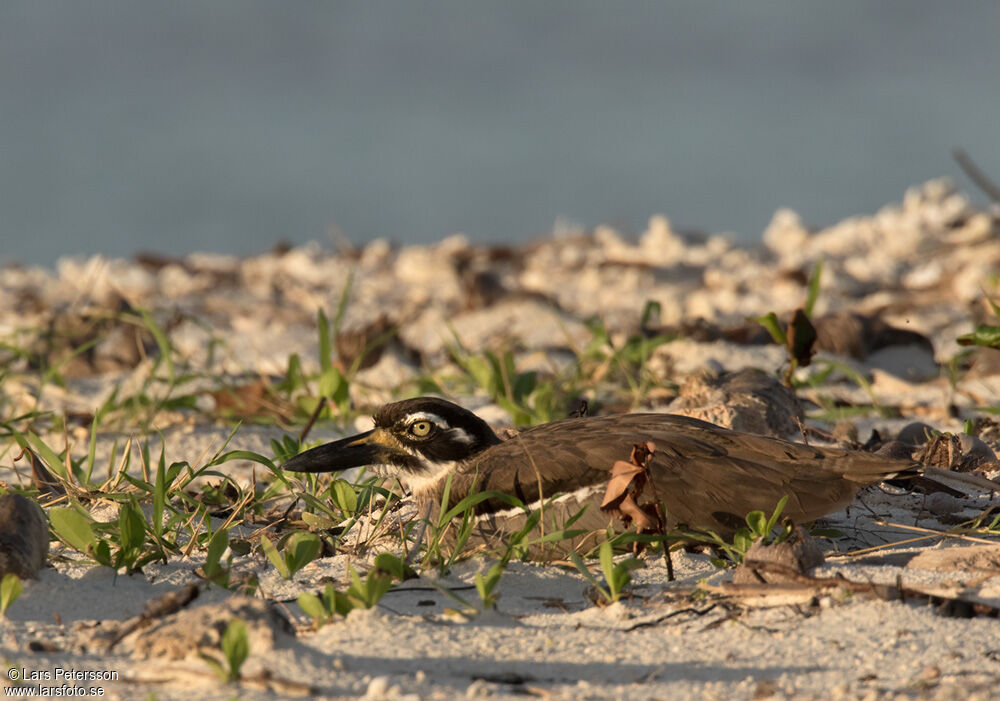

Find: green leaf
<box><xmin>330</xmin><ymin>588</ymin><xmax>355</xmax><ymax>616</ymax></box>
<box><xmin>85</xmin><ymin>413</ymin><xmax>101</xmax><ymax>485</ymax></box>
<box><xmin>342</xmin><ymin>564</ymin><xmax>391</xmax><ymax>609</ymax></box>
<box><xmin>301</xmin><ymin>512</ymin><xmax>338</xmax><ymax>530</ymax></box>
<box><xmin>318</xmin><ymin>367</ymin><xmax>349</xmax><ymax>405</ymax></box>
<box><xmin>229</xmin><ymin>538</ymin><xmax>252</xmax><ymax>557</ymax></box>
<box><xmin>462</xmin><ymin>355</ymin><xmax>495</xmax><ymax>393</ymax></box>
<box><xmin>91</xmin><ymin>540</ymin><xmax>113</xmax><ymax>568</ymax></box>
<box><xmin>199</xmin><ymin>653</ymin><xmax>228</xmax><ymax>682</ymax></box>
<box><xmin>733</xmin><ymin>530</ymin><xmax>753</xmax><ymax>557</ymax></box>
<box><xmin>211</xmin><ymin>449</ymin><xmax>278</xmax><ymax>472</ymax></box>
<box><xmin>297</xmin><ymin>592</ymin><xmax>328</xmax><ymax>624</ymax></box>
<box><xmin>329</xmin><ymin>479</ymin><xmax>358</xmax><ymax>514</ymax></box>
<box><xmin>359</xmin><ymin>573</ymin><xmax>392</xmax><ymax>608</ymax></box>
<box><xmin>49</xmin><ymin>507</ymin><xmax>97</xmax><ymax>553</ymax></box>
<box><xmin>121</xmin><ymin>473</ymin><xmax>155</xmax><ymax>493</ymax></box>
<box><xmin>373</xmin><ymin>553</ymin><xmax>412</xmax><ymax>581</ymax></box>
<box><xmin>745</xmin><ymin>510</ymin><xmax>767</xmax><ymax>538</ymax></box>
<box><xmin>203</xmin><ymin>528</ymin><xmax>230</xmax><ymax>585</ymax></box>
<box><xmin>283</xmin><ymin>353</ymin><xmax>305</xmax><ymax>392</ymax></box>
<box><xmin>751</xmin><ymin>312</ymin><xmax>788</xmax><ymax>346</ymax></box>
<box><xmin>610</xmin><ymin>558</ymin><xmax>641</xmax><ymax>596</ymax></box>
<box><xmin>139</xmin><ymin>308</ymin><xmax>175</xmax><ymax>383</ymax></box>
<box><xmin>474</xmin><ymin>572</ymin><xmax>489</xmax><ymax>601</ymax></box>
<box><xmin>220</xmin><ymin>618</ymin><xmax>249</xmax><ymax>682</ymax></box>
<box><xmin>117</xmin><ymin>500</ymin><xmax>147</xmax><ymax>568</ymax></box>
<box><xmin>764</xmin><ymin>495</ymin><xmax>789</xmax><ymax>535</ymax></box>
<box><xmin>297</xmin><ymin>492</ymin><xmax>339</xmax><ymax>521</ymax></box>
<box><xmin>598</xmin><ymin>541</ymin><xmax>615</xmax><ymax>587</ymax></box>
<box><xmin>25</xmin><ymin>432</ymin><xmax>69</xmax><ymax>482</ymax></box>
<box><xmin>440</xmin><ymin>490</ymin><xmax>521</xmax><ymax>524</ymax></box>
<box><xmin>285</xmin><ymin>532</ymin><xmax>321</xmax><ymax>575</ymax></box>
<box><xmin>511</xmin><ymin>371</ymin><xmax>537</xmax><ymax>404</ymax></box>
<box><xmin>317</xmin><ymin>309</ymin><xmax>333</xmax><ymax>372</ymax></box>
<box><xmin>474</xmin><ymin>563</ymin><xmax>505</xmax><ymax>609</ymax></box>
<box><xmin>640</xmin><ymin>300</ymin><xmax>662</xmax><ymax>329</ymax></box>
<box><xmin>260</xmin><ymin>535</ymin><xmax>290</xmax><ymax>579</ymax></box>
<box><xmin>568</xmin><ymin>550</ymin><xmax>610</xmax><ymax>601</ymax></box>
<box><xmin>957</xmin><ymin>324</ymin><xmax>1000</xmax><ymax>349</ymax></box>
<box><xmin>149</xmin><ymin>455</ymin><xmax>167</xmax><ymax>548</ymax></box>
<box><xmin>348</xmin><ymin>564</ymin><xmax>364</xmax><ymax>593</ymax></box>
<box><xmin>804</xmin><ymin>258</ymin><xmax>824</xmax><ymax>317</ymax></box>
<box><xmin>331</xmin><ymin>272</ymin><xmax>354</xmax><ymax>355</ymax></box>
<box><xmin>496</xmin><ymin>397</ymin><xmax>531</xmax><ymax>427</ymax></box>
<box><xmin>1</xmin><ymin>574</ymin><xmax>22</xmax><ymax>615</ymax></box>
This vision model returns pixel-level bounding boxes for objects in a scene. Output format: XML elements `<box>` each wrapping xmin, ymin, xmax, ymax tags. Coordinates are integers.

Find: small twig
<box><xmin>384</xmin><ymin>584</ymin><xmax>478</xmax><ymax>594</ymax></box>
<box><xmin>298</xmin><ymin>397</ymin><xmax>330</xmax><ymax>444</ymax></box>
<box><xmin>953</xmin><ymin>148</ymin><xmax>1000</xmax><ymax>203</ymax></box>
<box><xmin>830</xmin><ymin>533</ymin><xmax>943</xmax><ymax>559</ymax></box>
<box><xmin>872</xmin><ymin>519</ymin><xmax>999</xmax><ymax>545</ymax></box>
<box><xmin>105</xmin><ymin>584</ymin><xmax>201</xmax><ymax>651</ymax></box>
<box><xmin>180</xmin><ymin>508</ymin><xmax>210</xmax><ymax>559</ymax></box>
<box><xmin>922</xmin><ymin>465</ymin><xmax>999</xmax><ymax>494</ymax></box>
<box><xmin>620</xmin><ymin>604</ymin><xmax>719</xmax><ymax>632</ymax></box>
<box><xmin>794</xmin><ymin>416</ymin><xmax>810</xmax><ymax>446</ymax></box>
<box><xmin>635</xmin><ymin>443</ymin><xmax>675</xmax><ymax>581</ymax></box>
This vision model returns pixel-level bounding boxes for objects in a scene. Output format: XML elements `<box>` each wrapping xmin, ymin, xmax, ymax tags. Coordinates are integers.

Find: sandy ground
<box><xmin>3</xmin><ymin>179</ymin><xmax>1000</xmax><ymax>699</ymax></box>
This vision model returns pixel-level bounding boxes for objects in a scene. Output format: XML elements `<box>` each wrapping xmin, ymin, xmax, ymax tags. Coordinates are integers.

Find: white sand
<box><xmin>3</xmin><ymin>179</ymin><xmax>1000</xmax><ymax>699</ymax></box>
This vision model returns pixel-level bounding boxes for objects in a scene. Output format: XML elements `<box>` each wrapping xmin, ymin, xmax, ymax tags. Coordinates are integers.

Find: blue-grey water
<box><xmin>2</xmin><ymin>1</ymin><xmax>999</xmax><ymax>266</ymax></box>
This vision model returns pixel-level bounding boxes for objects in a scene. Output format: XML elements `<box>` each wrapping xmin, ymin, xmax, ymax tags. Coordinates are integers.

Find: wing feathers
<box><xmin>456</xmin><ymin>413</ymin><xmax>915</xmax><ymax>533</ymax></box>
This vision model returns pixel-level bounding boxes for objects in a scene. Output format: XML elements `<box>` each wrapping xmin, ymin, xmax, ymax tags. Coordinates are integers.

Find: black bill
<box><xmin>282</xmin><ymin>430</ymin><xmax>381</xmax><ymax>473</ymax></box>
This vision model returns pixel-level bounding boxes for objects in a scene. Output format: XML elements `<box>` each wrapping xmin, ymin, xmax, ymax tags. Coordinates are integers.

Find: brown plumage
<box><xmin>460</xmin><ymin>412</ymin><xmax>918</xmax><ymax>534</ymax></box>
<box><xmin>281</xmin><ymin>397</ymin><xmax>947</xmax><ymax>551</ymax></box>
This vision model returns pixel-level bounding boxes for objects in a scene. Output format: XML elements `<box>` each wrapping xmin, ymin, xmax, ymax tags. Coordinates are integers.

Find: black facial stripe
<box><xmin>411</xmin><ymin>437</ymin><xmax>479</xmax><ymax>463</ymax></box>
<box><xmin>383</xmin><ymin>451</ymin><xmax>425</xmax><ymax>474</ymax></box>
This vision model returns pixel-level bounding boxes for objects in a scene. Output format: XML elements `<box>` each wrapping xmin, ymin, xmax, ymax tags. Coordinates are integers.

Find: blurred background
<box><xmin>2</xmin><ymin>0</ymin><xmax>999</xmax><ymax>266</ymax></box>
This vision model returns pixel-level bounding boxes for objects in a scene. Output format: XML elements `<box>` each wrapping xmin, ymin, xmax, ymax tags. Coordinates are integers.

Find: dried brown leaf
<box><xmin>630</xmin><ymin>441</ymin><xmax>656</xmax><ymax>467</ymax></box>
<box><xmin>618</xmin><ymin>494</ymin><xmax>657</xmax><ymax>530</ymax></box>
<box><xmin>26</xmin><ymin>449</ymin><xmax>66</xmax><ymax>497</ymax></box>
<box><xmin>600</xmin><ymin>460</ymin><xmax>645</xmax><ymax>509</ymax></box>
<box><xmin>786</xmin><ymin>308</ymin><xmax>817</xmax><ymax>368</ymax></box>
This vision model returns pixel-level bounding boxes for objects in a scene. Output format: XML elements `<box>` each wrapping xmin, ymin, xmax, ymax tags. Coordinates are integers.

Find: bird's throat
<box><xmin>396</xmin><ymin>459</ymin><xmax>462</xmax><ymax>501</ymax></box>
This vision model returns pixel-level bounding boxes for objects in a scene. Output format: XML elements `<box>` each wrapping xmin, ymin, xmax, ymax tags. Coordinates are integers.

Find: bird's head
<box><xmin>282</xmin><ymin>397</ymin><xmax>502</xmax><ymax>492</ymax></box>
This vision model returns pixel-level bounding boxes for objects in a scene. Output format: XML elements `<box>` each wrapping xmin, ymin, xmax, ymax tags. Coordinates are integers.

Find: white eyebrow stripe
<box><xmin>404</xmin><ymin>412</ymin><xmax>449</xmax><ymax>427</ymax></box>
<box><xmin>448</xmin><ymin>427</ymin><xmax>474</xmax><ymax>444</ymax></box>
<box><xmin>403</xmin><ymin>412</ymin><xmax>472</xmax><ymax>443</ymax></box>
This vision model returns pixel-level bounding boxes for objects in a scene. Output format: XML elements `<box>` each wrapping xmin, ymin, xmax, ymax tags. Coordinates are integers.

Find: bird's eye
<box><xmin>409</xmin><ymin>421</ymin><xmax>432</xmax><ymax>437</ymax></box>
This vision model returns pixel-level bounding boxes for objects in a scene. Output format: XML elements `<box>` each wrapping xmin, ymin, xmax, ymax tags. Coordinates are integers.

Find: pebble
<box><xmin>897</xmin><ymin>422</ymin><xmax>936</xmax><ymax>446</ymax></box>
<box><xmin>0</xmin><ymin>494</ymin><xmax>49</xmax><ymax>579</ymax></box>
<box><xmin>958</xmin><ymin>433</ymin><xmax>996</xmax><ymax>466</ymax></box>
<box><xmin>924</xmin><ymin>492</ymin><xmax>963</xmax><ymax>515</ymax></box>
<box><xmin>465</xmin><ymin>679</ymin><xmax>493</xmax><ymax>697</ymax></box>
<box><xmin>363</xmin><ymin>676</ymin><xmax>390</xmax><ymax>698</ymax></box>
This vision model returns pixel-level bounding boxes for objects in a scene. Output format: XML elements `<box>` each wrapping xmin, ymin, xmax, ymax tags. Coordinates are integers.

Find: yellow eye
<box><xmin>409</xmin><ymin>421</ymin><xmax>432</xmax><ymax>437</ymax></box>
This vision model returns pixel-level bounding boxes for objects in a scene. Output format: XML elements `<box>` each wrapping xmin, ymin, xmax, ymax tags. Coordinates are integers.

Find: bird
<box><xmin>281</xmin><ymin>396</ymin><xmax>993</xmax><ymax>553</ymax></box>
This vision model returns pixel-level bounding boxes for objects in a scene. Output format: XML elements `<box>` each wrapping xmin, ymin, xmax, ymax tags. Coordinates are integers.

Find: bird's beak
<box><xmin>282</xmin><ymin>430</ymin><xmax>384</xmax><ymax>473</ymax></box>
